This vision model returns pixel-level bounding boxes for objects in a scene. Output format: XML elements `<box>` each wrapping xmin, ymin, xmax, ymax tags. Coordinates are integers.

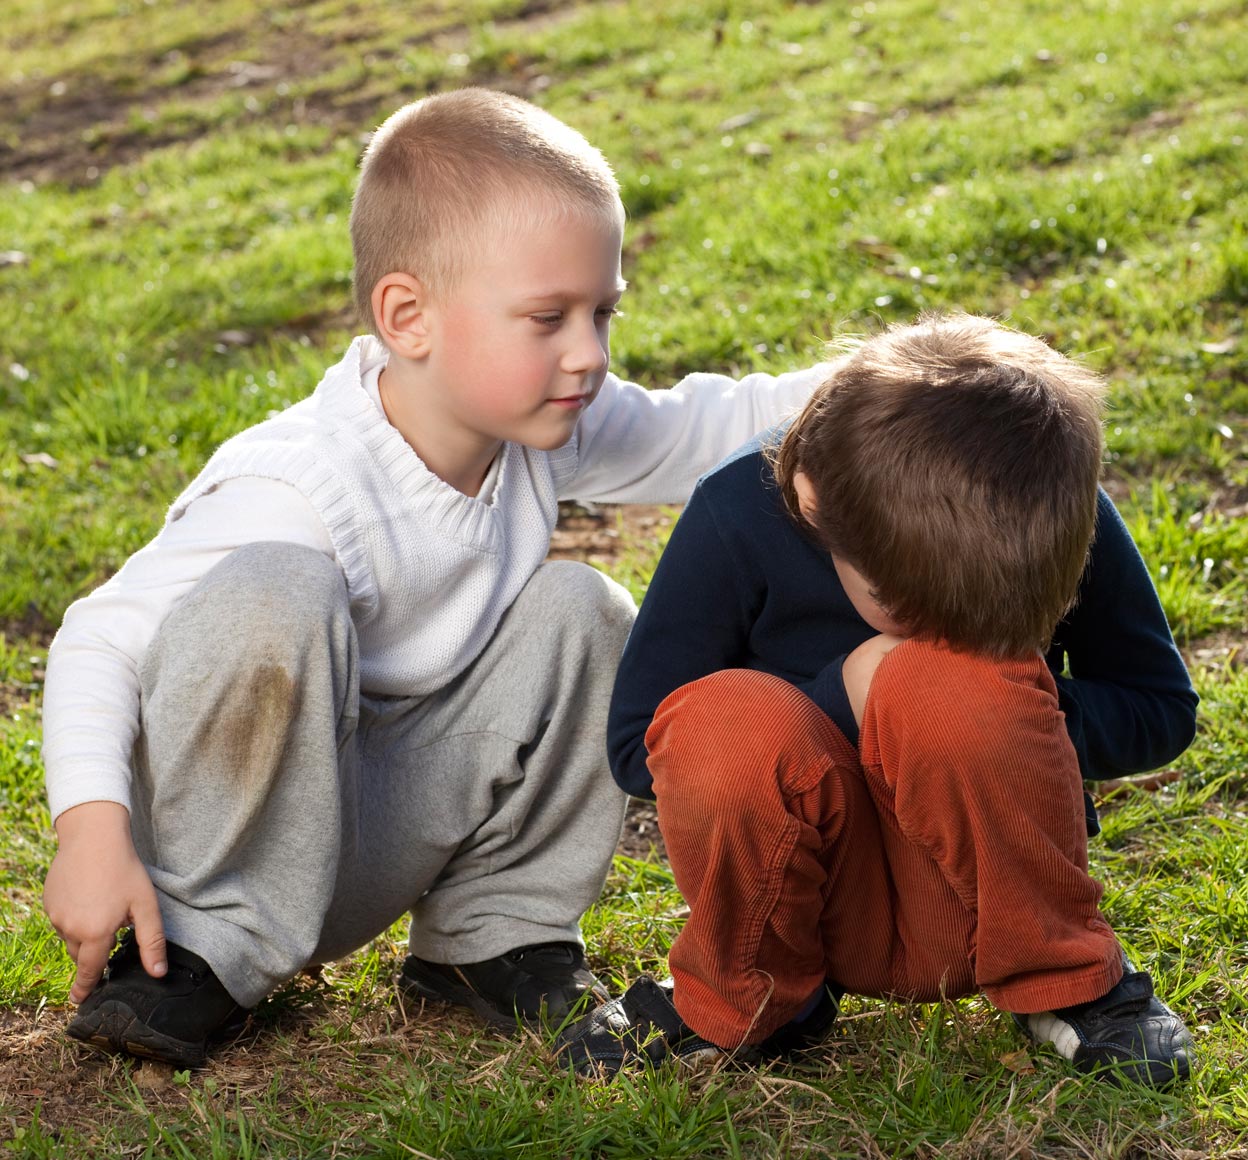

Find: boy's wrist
<box><xmin>53</xmin><ymin>799</ymin><xmax>132</xmax><ymax>844</ymax></box>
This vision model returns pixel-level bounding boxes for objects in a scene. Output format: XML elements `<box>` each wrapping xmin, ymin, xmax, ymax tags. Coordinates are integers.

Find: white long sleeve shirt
<box><xmin>42</xmin><ymin>335</ymin><xmax>829</xmax><ymax>821</ymax></box>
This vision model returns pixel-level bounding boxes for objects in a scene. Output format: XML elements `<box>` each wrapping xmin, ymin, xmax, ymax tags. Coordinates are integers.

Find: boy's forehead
<box><xmin>491</xmin><ymin>184</ymin><xmax>623</xmax><ymax>240</ymax></box>
<box><xmin>465</xmin><ymin>203</ymin><xmax>624</xmax><ymax>283</ymax></box>
<box><xmin>514</xmin><ymin>275</ymin><xmax>629</xmax><ymax>301</ymax></box>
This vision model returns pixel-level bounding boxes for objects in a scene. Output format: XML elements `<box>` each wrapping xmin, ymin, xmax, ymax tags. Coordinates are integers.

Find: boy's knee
<box><xmin>648</xmin><ymin>670</ymin><xmax>852</xmax><ymax>804</ymax></box>
<box><xmin>519</xmin><ymin>560</ymin><xmax>637</xmax><ymax>646</ymax></box>
<box><xmin>865</xmin><ymin>639</ymin><xmax>1073</xmax><ymax>774</ymax></box>
<box><xmin>215</xmin><ymin>541</ymin><xmax>344</xmax><ymax>613</ymax></box>
<box><xmin>653</xmin><ymin>669</ymin><xmax>809</xmax><ymax>736</ymax></box>
<box><xmin>152</xmin><ymin>542</ymin><xmax>349</xmax><ymax>671</ymax></box>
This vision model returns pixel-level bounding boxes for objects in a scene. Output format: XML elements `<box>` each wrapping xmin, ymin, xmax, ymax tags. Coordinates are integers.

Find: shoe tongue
<box><xmin>165</xmin><ymin>942</ymin><xmax>214</xmax><ymax>976</ymax></box>
<box><xmin>626</xmin><ymin>977</ymin><xmax>690</xmax><ymax>1039</ymax></box>
<box><xmin>1093</xmin><ymin>971</ymin><xmax>1154</xmax><ymax>1018</ymax></box>
<box><xmin>512</xmin><ymin>943</ymin><xmax>575</xmax><ymax>966</ymax></box>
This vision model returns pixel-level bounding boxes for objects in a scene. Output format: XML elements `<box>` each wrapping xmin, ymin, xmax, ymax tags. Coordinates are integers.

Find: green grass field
<box><xmin>2</xmin><ymin>0</ymin><xmax>1247</xmax><ymax>1155</ymax></box>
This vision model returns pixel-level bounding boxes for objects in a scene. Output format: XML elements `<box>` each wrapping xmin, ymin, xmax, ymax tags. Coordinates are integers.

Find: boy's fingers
<box><xmin>70</xmin><ymin>938</ymin><xmax>111</xmax><ymax>1004</ymax></box>
<box><xmin>132</xmin><ymin>896</ymin><xmax>168</xmax><ymax>979</ymax></box>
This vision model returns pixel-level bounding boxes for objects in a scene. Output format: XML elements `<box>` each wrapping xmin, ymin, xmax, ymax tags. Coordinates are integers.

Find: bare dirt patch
<box><xmin>549</xmin><ymin>500</ymin><xmax>675</xmax><ymax>566</ymax></box>
<box><xmin>0</xmin><ymin>976</ymin><xmax>548</xmax><ymax>1146</ymax></box>
<box><xmin>0</xmin><ymin>0</ymin><xmax>592</xmax><ymax>188</ymax></box>
<box><xmin>619</xmin><ymin>797</ymin><xmax>667</xmax><ymax>862</ymax></box>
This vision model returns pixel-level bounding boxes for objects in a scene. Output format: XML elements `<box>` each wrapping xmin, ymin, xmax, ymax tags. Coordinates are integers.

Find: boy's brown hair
<box><xmin>772</xmin><ymin>313</ymin><xmax>1105</xmax><ymax>657</ymax></box>
<box><xmin>350</xmin><ymin>87</ymin><xmax>624</xmax><ymax>335</ymax></box>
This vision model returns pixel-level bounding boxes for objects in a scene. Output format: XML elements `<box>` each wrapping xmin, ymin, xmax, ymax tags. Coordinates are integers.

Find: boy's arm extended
<box><xmin>1047</xmin><ymin>490</ymin><xmax>1199</xmax><ymax>779</ymax></box>
<box><xmin>560</xmin><ymin>363</ymin><xmax>836</xmax><ymax>505</ymax></box>
<box><xmin>41</xmin><ymin>479</ymin><xmax>334</xmax><ymax>999</ymax></box>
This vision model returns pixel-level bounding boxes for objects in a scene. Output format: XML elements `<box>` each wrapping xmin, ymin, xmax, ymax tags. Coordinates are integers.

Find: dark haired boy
<box><xmin>558</xmin><ymin>313</ymin><xmax>1198</xmax><ymax>1087</ymax></box>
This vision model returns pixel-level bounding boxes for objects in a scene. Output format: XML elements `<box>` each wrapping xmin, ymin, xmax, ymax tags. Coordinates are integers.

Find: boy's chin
<box><xmin>518</xmin><ymin>430</ymin><xmax>578</xmax><ymax>452</ymax></box>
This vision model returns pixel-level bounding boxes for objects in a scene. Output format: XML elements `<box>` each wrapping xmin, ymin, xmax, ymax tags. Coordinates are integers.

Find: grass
<box><xmin>2</xmin><ymin>0</ymin><xmax>1247</xmax><ymax>1155</ymax></box>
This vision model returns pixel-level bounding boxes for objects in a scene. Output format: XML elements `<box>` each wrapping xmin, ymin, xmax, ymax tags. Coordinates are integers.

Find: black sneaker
<box><xmin>66</xmin><ymin>930</ymin><xmax>249</xmax><ymax>1069</ymax></box>
<box><xmin>752</xmin><ymin>981</ymin><xmax>842</xmax><ymax>1059</ymax></box>
<box><xmin>555</xmin><ymin>975</ymin><xmax>839</xmax><ymax>1078</ymax></box>
<box><xmin>1018</xmin><ymin>964</ymin><xmax>1194</xmax><ymax>1087</ymax></box>
<box><xmin>399</xmin><ymin>942</ymin><xmax>608</xmax><ymax>1028</ymax></box>
<box><xmin>555</xmin><ymin>976</ymin><xmax>719</xmax><ymax>1076</ymax></box>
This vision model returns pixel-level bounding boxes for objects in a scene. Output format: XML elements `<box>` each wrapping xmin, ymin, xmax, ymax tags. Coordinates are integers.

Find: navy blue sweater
<box><xmin>607</xmin><ymin>436</ymin><xmax>1199</xmax><ymax>833</ymax></box>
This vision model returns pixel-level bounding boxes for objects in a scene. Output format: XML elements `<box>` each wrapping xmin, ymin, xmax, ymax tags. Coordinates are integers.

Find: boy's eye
<box><xmin>529</xmin><ymin>306</ymin><xmax>620</xmax><ymax>327</ymax></box>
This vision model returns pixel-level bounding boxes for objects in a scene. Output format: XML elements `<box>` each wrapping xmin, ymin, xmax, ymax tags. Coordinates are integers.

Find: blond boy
<box><xmin>41</xmin><ymin>88</ymin><xmax>826</xmax><ymax>1067</ymax></box>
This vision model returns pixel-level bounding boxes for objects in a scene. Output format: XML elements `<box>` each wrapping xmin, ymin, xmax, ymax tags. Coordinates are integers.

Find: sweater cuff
<box><xmin>45</xmin><ymin>766</ymin><xmax>132</xmax><ymax>825</ymax></box>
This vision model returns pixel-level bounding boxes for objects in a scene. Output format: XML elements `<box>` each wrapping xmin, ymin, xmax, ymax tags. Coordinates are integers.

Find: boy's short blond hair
<box><xmin>772</xmin><ymin>313</ymin><xmax>1106</xmax><ymax>658</ymax></box>
<box><xmin>350</xmin><ymin>88</ymin><xmax>624</xmax><ymax>334</ymax></box>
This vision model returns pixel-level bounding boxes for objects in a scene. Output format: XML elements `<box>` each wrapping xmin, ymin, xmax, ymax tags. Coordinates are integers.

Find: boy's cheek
<box><xmin>864</xmin><ymin>606</ymin><xmax>909</xmax><ymax>637</ymax></box>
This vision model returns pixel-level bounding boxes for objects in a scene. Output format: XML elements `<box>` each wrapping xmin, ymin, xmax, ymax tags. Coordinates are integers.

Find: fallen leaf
<box><xmin>1201</xmin><ymin>338</ymin><xmax>1238</xmax><ymax>354</ymax></box>
<box><xmin>999</xmin><ymin>1049</ymin><xmax>1035</xmax><ymax>1074</ymax></box>
<box><xmin>226</xmin><ymin>61</ymin><xmax>281</xmax><ymax>85</ymax></box>
<box><xmin>718</xmin><ymin>110</ymin><xmax>759</xmax><ymax>132</ymax></box>
<box><xmin>1107</xmin><ymin>768</ymin><xmax>1184</xmax><ymax>794</ymax></box>
<box><xmin>853</xmin><ymin>236</ymin><xmax>903</xmax><ymax>261</ymax></box>
<box><xmin>135</xmin><ymin>1060</ymin><xmax>176</xmax><ymax>1091</ymax></box>
<box><xmin>20</xmin><ymin>452</ymin><xmax>59</xmax><ymax>469</ymax></box>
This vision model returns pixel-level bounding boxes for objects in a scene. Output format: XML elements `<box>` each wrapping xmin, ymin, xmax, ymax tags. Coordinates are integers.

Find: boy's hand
<box><xmin>43</xmin><ymin>801</ymin><xmax>167</xmax><ymax>1004</ymax></box>
<box><xmin>843</xmin><ymin>632</ymin><xmax>908</xmax><ymax>726</ymax></box>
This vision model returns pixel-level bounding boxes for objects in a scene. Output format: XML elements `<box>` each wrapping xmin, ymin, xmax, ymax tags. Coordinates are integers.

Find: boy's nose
<box><xmin>564</xmin><ymin>323</ymin><xmax>609</xmax><ymax>375</ymax></box>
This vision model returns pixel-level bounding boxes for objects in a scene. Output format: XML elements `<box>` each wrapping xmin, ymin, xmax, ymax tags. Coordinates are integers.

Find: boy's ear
<box><xmin>793</xmin><ymin>471</ymin><xmax>820</xmax><ymax>523</ymax></box>
<box><xmin>371</xmin><ymin>273</ymin><xmax>433</xmax><ymax>359</ymax></box>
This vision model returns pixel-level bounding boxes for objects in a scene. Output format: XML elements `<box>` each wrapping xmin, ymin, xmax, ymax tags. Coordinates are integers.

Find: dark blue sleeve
<box><xmin>1046</xmin><ymin>490</ymin><xmax>1199</xmax><ymax>780</ymax></box>
<box><xmin>796</xmin><ymin>660</ymin><xmax>860</xmax><ymax>748</ymax></box>
<box><xmin>607</xmin><ymin>484</ymin><xmax>758</xmax><ymax>799</ymax></box>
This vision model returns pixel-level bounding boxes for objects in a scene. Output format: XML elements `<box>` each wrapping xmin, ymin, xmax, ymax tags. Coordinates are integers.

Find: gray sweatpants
<box><xmin>129</xmin><ymin>542</ymin><xmax>635</xmax><ymax>1007</ymax></box>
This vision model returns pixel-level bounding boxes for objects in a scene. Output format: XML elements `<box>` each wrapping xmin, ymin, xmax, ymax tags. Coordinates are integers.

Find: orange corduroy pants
<box><xmin>646</xmin><ymin>639</ymin><xmax>1124</xmax><ymax>1049</ymax></box>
